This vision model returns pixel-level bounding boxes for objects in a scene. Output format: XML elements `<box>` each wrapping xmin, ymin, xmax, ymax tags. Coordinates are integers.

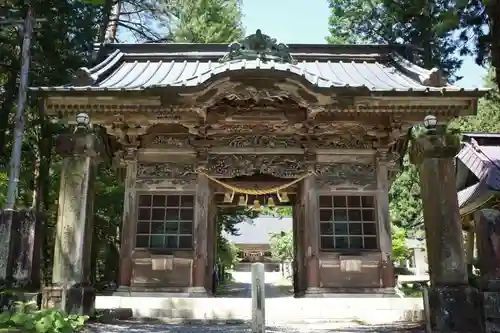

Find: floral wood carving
<box><xmin>207</xmin><ymin>123</ymin><xmax>302</xmax><ymax>135</ymax></box>
<box><xmin>224</xmin><ymin>87</ymin><xmax>289</xmax><ymax>103</ymax></box>
<box><xmin>135</xmin><ymin>178</ymin><xmax>194</xmax><ymax>187</ymax></box>
<box><xmin>315</xmin><ymin>163</ymin><xmax>376</xmax><ymax>187</ymax></box>
<box><xmin>137</xmin><ymin>162</ymin><xmax>196</xmax><ymax>179</ymax></box>
<box><xmin>150</xmin><ymin>135</ymin><xmax>191</xmax><ymax>148</ymax></box>
<box><xmin>315</xmin><ymin>136</ymin><xmax>372</xmax><ymax>149</ymax></box>
<box><xmin>210</xmin><ymin>135</ymin><xmax>304</xmax><ymax>149</ymax></box>
<box><xmin>206</xmin><ymin>154</ymin><xmax>307</xmax><ymax>178</ymax></box>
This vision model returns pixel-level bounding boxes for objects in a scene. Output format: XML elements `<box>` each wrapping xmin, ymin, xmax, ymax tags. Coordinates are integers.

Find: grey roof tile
<box><xmin>457</xmin><ymin>181</ymin><xmax>492</xmax><ymax>212</ymax></box>
<box><xmin>31</xmin><ymin>43</ymin><xmax>485</xmax><ymax>94</ymax></box>
<box><xmin>457</xmin><ymin>141</ymin><xmax>500</xmax><ymax>190</ymax></box>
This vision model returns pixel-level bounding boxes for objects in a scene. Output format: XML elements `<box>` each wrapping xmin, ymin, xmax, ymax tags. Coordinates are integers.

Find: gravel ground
<box><xmin>84</xmin><ymin>321</ymin><xmax>425</xmax><ymax>333</ymax></box>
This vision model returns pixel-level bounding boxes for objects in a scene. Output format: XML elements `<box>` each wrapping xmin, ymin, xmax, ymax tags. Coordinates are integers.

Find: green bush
<box><xmin>0</xmin><ymin>301</ymin><xmax>88</xmax><ymax>333</ymax></box>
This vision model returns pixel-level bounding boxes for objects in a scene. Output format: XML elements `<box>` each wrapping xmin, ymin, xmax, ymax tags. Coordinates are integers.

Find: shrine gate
<box><xmin>32</xmin><ymin>30</ymin><xmax>483</xmax><ymax>299</ymax></box>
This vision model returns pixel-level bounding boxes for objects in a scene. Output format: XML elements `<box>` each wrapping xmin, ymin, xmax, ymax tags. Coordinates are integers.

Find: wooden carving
<box><xmin>314</xmin><ymin>136</ymin><xmax>372</xmax><ymax>149</ymax></box>
<box><xmin>149</xmin><ymin>135</ymin><xmax>191</xmax><ymax>148</ymax></box>
<box><xmin>207</xmin><ymin>123</ymin><xmax>302</xmax><ymax>135</ymax></box>
<box><xmin>205</xmin><ymin>154</ymin><xmax>307</xmax><ymax>178</ymax></box>
<box><xmin>315</xmin><ymin>163</ymin><xmax>376</xmax><ymax>187</ymax></box>
<box><xmin>137</xmin><ymin>162</ymin><xmax>196</xmax><ymax>178</ymax></box>
<box><xmin>218</xmin><ymin>29</ymin><xmax>296</xmax><ymax>64</ymax></box>
<box><xmin>209</xmin><ymin>135</ymin><xmax>303</xmax><ymax>149</ymax></box>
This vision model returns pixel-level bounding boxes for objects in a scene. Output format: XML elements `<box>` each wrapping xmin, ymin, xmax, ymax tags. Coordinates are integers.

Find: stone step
<box><xmin>95</xmin><ymin>295</ymin><xmax>424</xmax><ymax>325</ymax></box>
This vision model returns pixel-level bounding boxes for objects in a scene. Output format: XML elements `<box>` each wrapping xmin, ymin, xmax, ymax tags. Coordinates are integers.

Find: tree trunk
<box><xmin>0</xmin><ymin>73</ymin><xmax>18</xmax><ymax>158</ymax></box>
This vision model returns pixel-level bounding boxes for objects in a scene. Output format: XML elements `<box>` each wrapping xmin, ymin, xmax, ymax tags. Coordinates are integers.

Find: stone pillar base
<box><xmin>304</xmin><ymin>287</ymin><xmax>323</xmax><ymax>297</ymax></box>
<box><xmin>425</xmin><ymin>285</ymin><xmax>482</xmax><ymax>333</ymax></box>
<box><xmin>483</xmin><ymin>290</ymin><xmax>500</xmax><ymax>333</ymax></box>
<box><xmin>113</xmin><ymin>285</ymin><xmax>131</xmax><ymax>296</ymax></box>
<box><xmin>187</xmin><ymin>286</ymin><xmax>209</xmax><ymax>297</ymax></box>
<box><xmin>42</xmin><ymin>285</ymin><xmax>95</xmax><ymax>316</ymax></box>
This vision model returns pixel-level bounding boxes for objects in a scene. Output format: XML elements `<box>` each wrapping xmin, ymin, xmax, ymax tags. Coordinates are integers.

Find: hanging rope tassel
<box><xmin>197</xmin><ymin>168</ymin><xmax>314</xmax><ymax>195</ymax></box>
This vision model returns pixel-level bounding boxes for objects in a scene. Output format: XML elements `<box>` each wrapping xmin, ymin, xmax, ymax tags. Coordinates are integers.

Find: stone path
<box><xmin>85</xmin><ymin>322</ymin><xmax>425</xmax><ymax>333</ymax></box>
<box><xmin>217</xmin><ymin>271</ymin><xmax>293</xmax><ymax>298</ymax></box>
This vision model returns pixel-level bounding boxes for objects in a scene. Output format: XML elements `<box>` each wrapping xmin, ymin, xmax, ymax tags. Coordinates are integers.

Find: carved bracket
<box><xmin>105</xmin><ymin>118</ymin><xmax>148</xmax><ymax>146</ymax></box>
<box><xmin>205</xmin><ymin>154</ymin><xmax>307</xmax><ymax>178</ymax></box>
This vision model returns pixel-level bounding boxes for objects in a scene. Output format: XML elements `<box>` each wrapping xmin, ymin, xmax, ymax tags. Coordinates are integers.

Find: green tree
<box><xmin>389</xmin><ymin>155</ymin><xmax>422</xmax><ymax>233</ymax></box>
<box><xmin>392</xmin><ymin>224</ymin><xmax>410</xmax><ymax>263</ymax></box>
<box><xmin>171</xmin><ymin>0</ymin><xmax>244</xmax><ymax>43</ymax></box>
<box><xmin>0</xmin><ymin>0</ymin><xmax>168</xmax><ymax>286</ymax></box>
<box><xmin>217</xmin><ymin>207</ymin><xmax>257</xmax><ymax>280</ymax></box>
<box><xmin>326</xmin><ymin>0</ymin><xmax>463</xmax><ymax>80</ymax></box>
<box><xmin>167</xmin><ymin>0</ymin><xmax>245</xmax><ymax>278</ymax></box>
<box><xmin>269</xmin><ymin>230</ymin><xmax>293</xmax><ymax>263</ymax></box>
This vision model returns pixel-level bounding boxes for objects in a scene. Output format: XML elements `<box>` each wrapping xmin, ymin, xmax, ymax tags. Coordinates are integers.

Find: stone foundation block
<box><xmin>42</xmin><ymin>285</ymin><xmax>95</xmax><ymax>316</ymax></box>
<box><xmin>426</xmin><ymin>285</ymin><xmax>482</xmax><ymax>333</ymax></box>
<box><xmin>483</xmin><ymin>291</ymin><xmax>500</xmax><ymax>333</ymax></box>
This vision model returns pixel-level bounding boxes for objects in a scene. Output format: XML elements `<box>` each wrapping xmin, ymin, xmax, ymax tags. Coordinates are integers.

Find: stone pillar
<box><xmin>474</xmin><ymin>209</ymin><xmax>500</xmax><ymax>333</ymax></box>
<box><xmin>191</xmin><ymin>173</ymin><xmax>212</xmax><ymax>295</ymax></box>
<box><xmin>376</xmin><ymin>151</ymin><xmax>395</xmax><ymax>288</ymax></box>
<box><xmin>302</xmin><ymin>174</ymin><xmax>320</xmax><ymax>295</ymax></box>
<box><xmin>42</xmin><ymin>128</ymin><xmax>103</xmax><ymax>315</ymax></box>
<box><xmin>410</xmin><ymin>130</ymin><xmax>481</xmax><ymax>332</ymax></box>
<box><xmin>10</xmin><ymin>209</ymin><xmax>41</xmax><ymax>289</ymax></box>
<box><xmin>251</xmin><ymin>262</ymin><xmax>265</xmax><ymax>333</ymax></box>
<box><xmin>117</xmin><ymin>148</ymin><xmax>138</xmax><ymax>293</ymax></box>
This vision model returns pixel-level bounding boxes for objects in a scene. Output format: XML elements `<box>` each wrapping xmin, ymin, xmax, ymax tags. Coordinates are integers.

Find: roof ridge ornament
<box><xmin>219</xmin><ymin>29</ymin><xmax>297</xmax><ymax>64</ymax></box>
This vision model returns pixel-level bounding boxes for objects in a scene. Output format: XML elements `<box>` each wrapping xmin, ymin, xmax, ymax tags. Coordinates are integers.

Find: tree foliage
<box><xmin>170</xmin><ymin>0</ymin><xmax>244</xmax><ymax>43</ymax></box>
<box><xmin>389</xmin><ymin>155</ymin><xmax>422</xmax><ymax>233</ymax></box>
<box><xmin>326</xmin><ymin>0</ymin><xmax>463</xmax><ymax>80</ymax></box>
<box><xmin>269</xmin><ymin>230</ymin><xmax>293</xmax><ymax>262</ymax></box>
<box><xmin>391</xmin><ymin>224</ymin><xmax>410</xmax><ymax>263</ymax></box>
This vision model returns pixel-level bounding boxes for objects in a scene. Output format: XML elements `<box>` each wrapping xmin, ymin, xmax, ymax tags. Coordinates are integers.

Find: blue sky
<box><xmin>242</xmin><ymin>0</ymin><xmax>486</xmax><ymax>88</ymax></box>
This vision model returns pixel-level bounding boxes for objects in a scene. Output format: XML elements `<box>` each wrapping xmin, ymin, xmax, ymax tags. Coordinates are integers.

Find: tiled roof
<box><xmin>224</xmin><ymin>216</ymin><xmax>292</xmax><ymax>245</ymax></box>
<box><xmin>30</xmin><ymin>42</ymin><xmax>483</xmax><ymax>95</ymax></box>
<box><xmin>457</xmin><ymin>181</ymin><xmax>492</xmax><ymax>212</ymax></box>
<box><xmin>455</xmin><ymin>137</ymin><xmax>500</xmax><ymax>214</ymax></box>
<box><xmin>457</xmin><ymin>141</ymin><xmax>500</xmax><ymax>190</ymax></box>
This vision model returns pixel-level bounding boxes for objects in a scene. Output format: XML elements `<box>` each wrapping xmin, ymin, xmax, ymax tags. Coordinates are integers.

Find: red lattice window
<box><xmin>135</xmin><ymin>194</ymin><xmax>194</xmax><ymax>250</ymax></box>
<box><xmin>319</xmin><ymin>195</ymin><xmax>378</xmax><ymax>250</ymax></box>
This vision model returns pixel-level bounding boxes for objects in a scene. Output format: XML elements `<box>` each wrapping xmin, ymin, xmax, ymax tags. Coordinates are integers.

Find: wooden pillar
<box><xmin>117</xmin><ymin>148</ymin><xmax>138</xmax><ymax>292</ymax></box>
<box><xmin>376</xmin><ymin>151</ymin><xmax>395</xmax><ymax>288</ymax></box>
<box><xmin>293</xmin><ymin>197</ymin><xmax>306</xmax><ymax>296</ymax></box>
<box><xmin>191</xmin><ymin>174</ymin><xmax>212</xmax><ymax>295</ymax></box>
<box><xmin>44</xmin><ymin>129</ymin><xmax>101</xmax><ymax>315</ymax></box>
<box><xmin>205</xmin><ymin>198</ymin><xmax>217</xmax><ymax>294</ymax></box>
<box><xmin>410</xmin><ymin>131</ymin><xmax>481</xmax><ymax>332</ymax></box>
<box><xmin>302</xmin><ymin>174</ymin><xmax>320</xmax><ymax>294</ymax></box>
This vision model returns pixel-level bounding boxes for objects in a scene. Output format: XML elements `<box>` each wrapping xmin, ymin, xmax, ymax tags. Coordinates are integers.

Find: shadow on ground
<box><xmin>85</xmin><ymin>321</ymin><xmax>425</xmax><ymax>333</ymax></box>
